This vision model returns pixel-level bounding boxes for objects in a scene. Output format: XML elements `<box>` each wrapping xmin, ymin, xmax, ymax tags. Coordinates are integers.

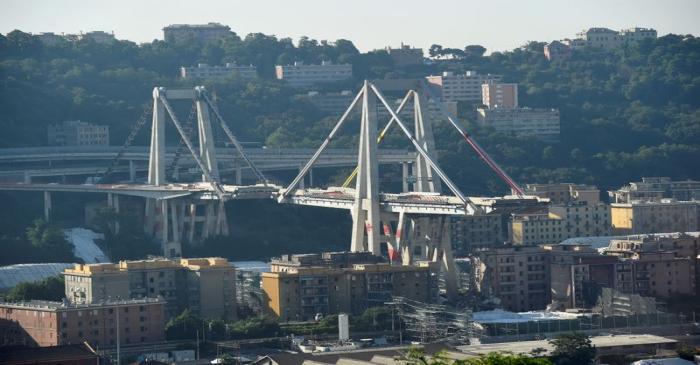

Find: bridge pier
<box><xmin>129</xmin><ymin>160</ymin><xmax>136</xmax><ymax>182</ymax></box>
<box><xmin>43</xmin><ymin>190</ymin><xmax>52</xmax><ymax>222</ymax></box>
<box><xmin>107</xmin><ymin>193</ymin><xmax>120</xmax><ymax>234</ymax></box>
<box><xmin>402</xmin><ymin>162</ymin><xmax>410</xmax><ymax>192</ymax></box>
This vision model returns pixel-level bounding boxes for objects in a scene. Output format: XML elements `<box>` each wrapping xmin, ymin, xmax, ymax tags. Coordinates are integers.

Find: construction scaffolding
<box><xmin>387</xmin><ymin>296</ymin><xmax>481</xmax><ymax>344</ymax></box>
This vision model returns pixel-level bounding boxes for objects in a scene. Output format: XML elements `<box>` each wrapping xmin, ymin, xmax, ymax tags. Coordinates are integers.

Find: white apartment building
<box><xmin>163</xmin><ymin>23</ymin><xmax>232</xmax><ymax>44</ymax></box>
<box><xmin>482</xmin><ymin>82</ymin><xmax>518</xmax><ymax>108</ymax></box>
<box><xmin>476</xmin><ymin>107</ymin><xmax>560</xmax><ymax>140</ymax></box>
<box><xmin>181</xmin><ymin>63</ymin><xmax>257</xmax><ymax>80</ymax></box>
<box><xmin>275</xmin><ymin>61</ymin><xmax>352</xmax><ymax>88</ymax></box>
<box><xmin>426</xmin><ymin>71</ymin><xmax>502</xmax><ymax>103</ymax></box>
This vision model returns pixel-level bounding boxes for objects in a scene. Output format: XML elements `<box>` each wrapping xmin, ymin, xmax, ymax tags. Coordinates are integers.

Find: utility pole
<box><xmin>116</xmin><ymin>306</ymin><xmax>120</xmax><ymax>365</ymax></box>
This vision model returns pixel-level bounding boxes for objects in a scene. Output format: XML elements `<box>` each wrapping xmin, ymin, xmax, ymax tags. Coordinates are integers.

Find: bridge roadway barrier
<box><xmin>0</xmin><ymin>146</ymin><xmax>416</xmax><ymax>181</ymax></box>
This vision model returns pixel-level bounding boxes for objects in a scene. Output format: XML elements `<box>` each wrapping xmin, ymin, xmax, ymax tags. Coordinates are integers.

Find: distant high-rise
<box><xmin>163</xmin><ymin>23</ymin><xmax>233</xmax><ymax>44</ymax></box>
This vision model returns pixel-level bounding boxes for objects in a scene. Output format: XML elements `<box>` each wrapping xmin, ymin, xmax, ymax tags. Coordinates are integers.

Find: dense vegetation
<box><xmin>1</xmin><ymin>28</ymin><xmax>699</xmax><ymax>263</ymax></box>
<box><xmin>3</xmin><ymin>276</ymin><xmax>65</xmax><ymax>302</ymax></box>
<box><xmin>165</xmin><ymin>306</ymin><xmax>394</xmax><ymax>341</ymax></box>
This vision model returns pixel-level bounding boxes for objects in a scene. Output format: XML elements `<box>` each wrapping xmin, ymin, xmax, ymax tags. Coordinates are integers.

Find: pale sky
<box><xmin>2</xmin><ymin>0</ymin><xmax>699</xmax><ymax>53</ymax></box>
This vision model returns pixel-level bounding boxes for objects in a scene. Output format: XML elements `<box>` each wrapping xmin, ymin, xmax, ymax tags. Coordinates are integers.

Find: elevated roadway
<box><xmin>0</xmin><ymin>146</ymin><xmax>416</xmax><ymax>182</ymax></box>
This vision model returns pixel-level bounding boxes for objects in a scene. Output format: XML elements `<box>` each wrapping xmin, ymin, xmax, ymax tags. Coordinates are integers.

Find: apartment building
<box><xmin>163</xmin><ymin>23</ymin><xmax>232</xmax><ymax>44</ymax></box>
<box><xmin>0</xmin><ymin>298</ymin><xmax>164</xmax><ymax>348</ymax></box>
<box><xmin>606</xmin><ymin>233</ymin><xmax>699</xmax><ymax>295</ymax></box>
<box><xmin>426</xmin><ymin>71</ymin><xmax>502</xmax><ymax>103</ymax></box>
<box><xmin>450</xmin><ymin>214</ymin><xmax>506</xmax><ymax>254</ymax></box>
<box><xmin>472</xmin><ymin>246</ymin><xmax>551</xmax><ymax>312</ymax></box>
<box><xmin>575</xmin><ymin>27</ymin><xmax>657</xmax><ymax>49</ymax></box>
<box><xmin>510</xmin><ymin>212</ymin><xmax>565</xmax><ymax>246</ymax></box>
<box><xmin>261</xmin><ymin>252</ymin><xmax>436</xmax><ymax>321</ymax></box>
<box><xmin>610</xmin><ymin>177</ymin><xmax>700</xmax><ymax>203</ymax></box>
<box><xmin>610</xmin><ymin>199</ymin><xmax>699</xmax><ymax>235</ymax></box>
<box><xmin>543</xmin><ymin>41</ymin><xmax>572</xmax><ymax>61</ymax></box>
<box><xmin>481</xmin><ymin>82</ymin><xmax>518</xmax><ymax>109</ymax></box>
<box><xmin>180</xmin><ymin>63</ymin><xmax>257</xmax><ymax>80</ymax></box>
<box><xmin>275</xmin><ymin>61</ymin><xmax>352</xmax><ymax>88</ymax></box>
<box><xmin>386</xmin><ymin>43</ymin><xmax>424</xmax><ymax>66</ymax></box>
<box><xmin>550</xmin><ymin>202</ymin><xmax>611</xmax><ymax>238</ymax></box>
<box><xmin>47</xmin><ymin>120</ymin><xmax>109</xmax><ymax>146</ymax></box>
<box><xmin>476</xmin><ymin>107</ymin><xmax>560</xmax><ymax>140</ymax></box>
<box><xmin>303</xmin><ymin>90</ymin><xmax>355</xmax><ymax>115</ymax></box>
<box><xmin>546</xmin><ymin>236</ymin><xmax>697</xmax><ymax>310</ymax></box>
<box><xmin>63</xmin><ymin>257</ymin><xmax>236</xmax><ymax>320</ymax></box>
<box><xmin>524</xmin><ymin>183</ymin><xmax>601</xmax><ymax>205</ymax></box>
<box><xmin>544</xmin><ymin>244</ymin><xmax>619</xmax><ymax>309</ymax></box>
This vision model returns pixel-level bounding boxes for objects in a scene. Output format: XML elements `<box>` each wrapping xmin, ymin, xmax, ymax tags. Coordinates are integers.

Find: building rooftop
<box><xmin>453</xmin><ymin>334</ymin><xmax>675</xmax><ymax>358</ymax></box>
<box><xmin>0</xmin><ymin>263</ymin><xmax>73</xmax><ymax>291</ymax></box>
<box><xmin>0</xmin><ymin>343</ymin><xmax>98</xmax><ymax>364</ymax></box>
<box><xmin>163</xmin><ymin>22</ymin><xmax>230</xmax><ymax>30</ymax></box>
<box><xmin>0</xmin><ymin>297</ymin><xmax>164</xmax><ymax>311</ymax></box>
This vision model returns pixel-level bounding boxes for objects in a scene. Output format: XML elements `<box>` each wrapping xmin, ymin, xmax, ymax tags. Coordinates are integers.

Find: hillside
<box><xmin>1</xmin><ymin>30</ymin><xmax>699</xmax><ymax>195</ymax></box>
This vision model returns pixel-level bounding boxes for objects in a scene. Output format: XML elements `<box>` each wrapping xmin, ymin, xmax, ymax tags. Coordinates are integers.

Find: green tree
<box><xmin>165</xmin><ymin>309</ymin><xmax>204</xmax><ymax>340</ymax></box>
<box><xmin>549</xmin><ymin>333</ymin><xmax>596</xmax><ymax>365</ymax></box>
<box><xmin>4</xmin><ymin>276</ymin><xmax>65</xmax><ymax>302</ymax></box>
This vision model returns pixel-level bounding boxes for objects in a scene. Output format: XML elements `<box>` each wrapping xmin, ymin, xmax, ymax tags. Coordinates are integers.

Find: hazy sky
<box><xmin>2</xmin><ymin>0</ymin><xmax>699</xmax><ymax>53</ymax></box>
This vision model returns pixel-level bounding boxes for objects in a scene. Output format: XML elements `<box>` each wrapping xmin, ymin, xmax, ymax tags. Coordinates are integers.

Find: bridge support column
<box><xmin>148</xmin><ymin>87</ymin><xmax>166</xmax><ymax>186</ymax></box>
<box><xmin>350</xmin><ymin>81</ymin><xmax>381</xmax><ymax>255</ymax></box>
<box><xmin>235</xmin><ymin>167</ymin><xmax>242</xmax><ymax>185</ymax></box>
<box><xmin>413</xmin><ymin>91</ymin><xmax>442</xmax><ymax>193</ymax></box>
<box><xmin>24</xmin><ymin>172</ymin><xmax>31</xmax><ymax>184</ymax></box>
<box><xmin>402</xmin><ymin>162</ymin><xmax>410</xmax><ymax>192</ymax></box>
<box><xmin>43</xmin><ymin>191</ymin><xmax>52</xmax><ymax>222</ymax></box>
<box><xmin>129</xmin><ymin>160</ymin><xmax>136</xmax><ymax>182</ymax></box>
<box><xmin>107</xmin><ymin>193</ymin><xmax>120</xmax><ymax>234</ymax></box>
<box><xmin>298</xmin><ymin>164</ymin><xmax>305</xmax><ymax>189</ymax></box>
<box><xmin>195</xmin><ymin>90</ymin><xmax>220</xmax><ymax>183</ymax></box>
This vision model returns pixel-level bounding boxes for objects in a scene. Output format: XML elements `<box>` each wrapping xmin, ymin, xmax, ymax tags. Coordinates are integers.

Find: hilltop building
<box><xmin>180</xmin><ymin>63</ymin><xmax>257</xmax><ymax>80</ymax></box>
<box><xmin>575</xmin><ymin>27</ymin><xmax>657</xmax><ymax>49</ymax></box>
<box><xmin>0</xmin><ymin>298</ymin><xmax>165</xmax><ymax>348</ymax></box>
<box><xmin>475</xmin><ymin>107</ymin><xmax>560</xmax><ymax>140</ymax></box>
<box><xmin>610</xmin><ymin>177</ymin><xmax>700</xmax><ymax>203</ymax></box>
<box><xmin>163</xmin><ymin>23</ymin><xmax>232</xmax><ymax>44</ymax></box>
<box><xmin>47</xmin><ymin>121</ymin><xmax>109</xmax><ymax>147</ymax></box>
<box><xmin>302</xmin><ymin>90</ymin><xmax>355</xmax><ymax>115</ymax></box>
<box><xmin>426</xmin><ymin>71</ymin><xmax>502</xmax><ymax>103</ymax></box>
<box><xmin>386</xmin><ymin>43</ymin><xmax>424</xmax><ymax>66</ymax></box>
<box><xmin>275</xmin><ymin>61</ymin><xmax>352</xmax><ymax>88</ymax></box>
<box><xmin>481</xmin><ymin>82</ymin><xmax>518</xmax><ymax>109</ymax></box>
<box><xmin>63</xmin><ymin>257</ymin><xmax>236</xmax><ymax>320</ymax></box>
<box><xmin>543</xmin><ymin>41</ymin><xmax>572</xmax><ymax>61</ymax></box>
<box><xmin>34</xmin><ymin>31</ymin><xmax>116</xmax><ymax>45</ymax></box>
<box><xmin>261</xmin><ymin>252</ymin><xmax>437</xmax><ymax>321</ymax></box>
